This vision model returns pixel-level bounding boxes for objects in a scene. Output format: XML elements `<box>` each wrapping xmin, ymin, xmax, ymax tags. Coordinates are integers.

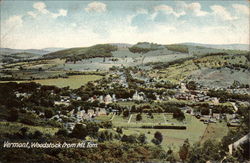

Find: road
<box><xmin>128</xmin><ymin>115</ymin><xmax>133</xmax><ymax>123</ymax></box>
<box><xmin>230</xmin><ymin>102</ymin><xmax>238</xmax><ymax>112</ymax></box>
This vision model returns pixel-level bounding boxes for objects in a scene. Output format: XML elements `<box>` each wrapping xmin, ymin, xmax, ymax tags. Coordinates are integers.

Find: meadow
<box><xmin>0</xmin><ymin>121</ymin><xmax>59</xmax><ymax>136</ymax></box>
<box><xmin>96</xmin><ymin>113</ymin><xmax>212</xmax><ymax>151</ymax></box>
<box><xmin>0</xmin><ymin>74</ymin><xmax>103</xmax><ymax>89</ymax></box>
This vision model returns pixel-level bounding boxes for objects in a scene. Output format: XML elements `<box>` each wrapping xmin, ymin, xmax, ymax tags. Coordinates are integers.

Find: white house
<box><xmin>104</xmin><ymin>94</ymin><xmax>112</xmax><ymax>104</ymax></box>
<box><xmin>132</xmin><ymin>91</ymin><xmax>144</xmax><ymax>101</ymax></box>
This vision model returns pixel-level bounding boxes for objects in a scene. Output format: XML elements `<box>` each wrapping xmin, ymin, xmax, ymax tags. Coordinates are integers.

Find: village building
<box><xmin>96</xmin><ymin>108</ymin><xmax>107</xmax><ymax>116</ymax></box>
<box><xmin>132</xmin><ymin>91</ymin><xmax>144</xmax><ymax>101</ymax></box>
<box><xmin>104</xmin><ymin>94</ymin><xmax>112</xmax><ymax>104</ymax></box>
<box><xmin>99</xmin><ymin>95</ymin><xmax>104</xmax><ymax>103</ymax></box>
<box><xmin>54</xmin><ymin>101</ymin><xmax>70</xmax><ymax>106</ymax></box>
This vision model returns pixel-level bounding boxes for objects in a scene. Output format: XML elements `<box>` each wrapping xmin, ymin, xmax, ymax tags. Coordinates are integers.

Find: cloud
<box><xmin>154</xmin><ymin>5</ymin><xmax>185</xmax><ymax>17</ymax></box>
<box><xmin>232</xmin><ymin>4</ymin><xmax>249</xmax><ymax>16</ymax></box>
<box><xmin>85</xmin><ymin>2</ymin><xmax>107</xmax><ymax>13</ymax></box>
<box><xmin>33</xmin><ymin>2</ymin><xmax>49</xmax><ymax>14</ymax></box>
<box><xmin>29</xmin><ymin>2</ymin><xmax>67</xmax><ymax>19</ymax></box>
<box><xmin>210</xmin><ymin>5</ymin><xmax>237</xmax><ymax>20</ymax></box>
<box><xmin>27</xmin><ymin>11</ymin><xmax>37</xmax><ymax>18</ymax></box>
<box><xmin>185</xmin><ymin>2</ymin><xmax>208</xmax><ymax>16</ymax></box>
<box><xmin>51</xmin><ymin>9</ymin><xmax>68</xmax><ymax>18</ymax></box>
<box><xmin>5</xmin><ymin>15</ymin><xmax>23</xmax><ymax>27</ymax></box>
<box><xmin>136</xmin><ymin>8</ymin><xmax>148</xmax><ymax>14</ymax></box>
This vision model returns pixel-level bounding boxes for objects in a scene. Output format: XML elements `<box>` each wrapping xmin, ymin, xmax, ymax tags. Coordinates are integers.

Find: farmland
<box><xmin>0</xmin><ymin>74</ymin><xmax>103</xmax><ymax>89</ymax></box>
<box><xmin>96</xmin><ymin>113</ymin><xmax>210</xmax><ymax>151</ymax></box>
<box><xmin>0</xmin><ymin>42</ymin><xmax>249</xmax><ymax>162</ymax></box>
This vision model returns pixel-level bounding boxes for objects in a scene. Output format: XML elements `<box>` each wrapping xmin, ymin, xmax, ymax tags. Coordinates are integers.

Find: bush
<box><xmin>7</xmin><ymin>108</ymin><xmax>19</xmax><ymax>122</ymax></box>
<box><xmin>136</xmin><ymin>114</ymin><xmax>142</xmax><ymax>121</ymax></box>
<box><xmin>55</xmin><ymin>128</ymin><xmax>69</xmax><ymax>137</ymax></box>
<box><xmin>154</xmin><ymin>131</ymin><xmax>163</xmax><ymax>143</ymax></box>
<box><xmin>121</xmin><ymin>135</ymin><xmax>138</xmax><ymax>144</ymax></box>
<box><xmin>70</xmin><ymin>124</ymin><xmax>87</xmax><ymax>139</ymax></box>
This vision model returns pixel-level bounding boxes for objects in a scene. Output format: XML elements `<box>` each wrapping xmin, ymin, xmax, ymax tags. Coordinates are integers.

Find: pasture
<box><xmin>0</xmin><ymin>74</ymin><xmax>103</xmax><ymax>89</ymax></box>
<box><xmin>0</xmin><ymin>121</ymin><xmax>59</xmax><ymax>136</ymax></box>
<box><xmin>96</xmin><ymin>113</ymin><xmax>210</xmax><ymax>151</ymax></box>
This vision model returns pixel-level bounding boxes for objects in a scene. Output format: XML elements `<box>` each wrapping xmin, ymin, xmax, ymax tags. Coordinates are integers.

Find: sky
<box><xmin>0</xmin><ymin>0</ymin><xmax>249</xmax><ymax>49</ymax></box>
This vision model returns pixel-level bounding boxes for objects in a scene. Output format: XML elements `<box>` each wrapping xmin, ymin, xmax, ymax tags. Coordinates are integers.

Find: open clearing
<box><xmin>200</xmin><ymin>121</ymin><xmax>229</xmax><ymax>144</ymax></box>
<box><xmin>0</xmin><ymin>121</ymin><xmax>59</xmax><ymax>136</ymax></box>
<box><xmin>96</xmin><ymin>113</ymin><xmax>217</xmax><ymax>151</ymax></box>
<box><xmin>0</xmin><ymin>75</ymin><xmax>103</xmax><ymax>89</ymax></box>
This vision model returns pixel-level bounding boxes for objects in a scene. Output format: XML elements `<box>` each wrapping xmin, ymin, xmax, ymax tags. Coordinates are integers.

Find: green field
<box><xmin>151</xmin><ymin>54</ymin><xmax>249</xmax><ymax>84</ymax></box>
<box><xmin>96</xmin><ymin>113</ymin><xmax>210</xmax><ymax>151</ymax></box>
<box><xmin>200</xmin><ymin>121</ymin><xmax>229</xmax><ymax>144</ymax></box>
<box><xmin>0</xmin><ymin>121</ymin><xmax>59</xmax><ymax>136</ymax></box>
<box><xmin>122</xmin><ymin>114</ymin><xmax>207</xmax><ymax>151</ymax></box>
<box><xmin>0</xmin><ymin>74</ymin><xmax>103</xmax><ymax>89</ymax></box>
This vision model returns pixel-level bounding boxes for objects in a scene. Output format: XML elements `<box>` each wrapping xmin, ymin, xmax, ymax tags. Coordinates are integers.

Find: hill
<box><xmin>10</xmin><ymin>52</ymin><xmax>40</xmax><ymax>59</ymax></box>
<box><xmin>44</xmin><ymin>44</ymin><xmax>118</xmax><ymax>60</ymax></box>
<box><xmin>128</xmin><ymin>42</ymin><xmax>165</xmax><ymax>54</ymax></box>
<box><xmin>42</xmin><ymin>47</ymin><xmax>66</xmax><ymax>53</ymax></box>
<box><xmin>0</xmin><ymin>48</ymin><xmax>49</xmax><ymax>56</ymax></box>
<box><xmin>182</xmin><ymin>42</ymin><xmax>250</xmax><ymax>51</ymax></box>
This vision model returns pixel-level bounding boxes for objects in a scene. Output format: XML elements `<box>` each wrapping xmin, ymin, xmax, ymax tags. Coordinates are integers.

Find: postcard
<box><xmin>0</xmin><ymin>0</ymin><xmax>249</xmax><ymax>162</ymax></box>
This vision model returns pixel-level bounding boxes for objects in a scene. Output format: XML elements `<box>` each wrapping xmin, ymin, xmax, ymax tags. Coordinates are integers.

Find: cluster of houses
<box><xmin>174</xmin><ymin>89</ymin><xmax>219</xmax><ymax>104</ymax></box>
<box><xmin>185</xmin><ymin>106</ymin><xmax>241</xmax><ymax>125</ymax></box>
<box><xmin>88</xmin><ymin>94</ymin><xmax>116</xmax><ymax>104</ymax></box>
<box><xmin>50</xmin><ymin>106</ymin><xmax>108</xmax><ymax>131</ymax></box>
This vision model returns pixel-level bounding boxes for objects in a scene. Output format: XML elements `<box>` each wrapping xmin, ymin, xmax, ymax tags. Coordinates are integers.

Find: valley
<box><xmin>0</xmin><ymin>42</ymin><xmax>249</xmax><ymax>162</ymax></box>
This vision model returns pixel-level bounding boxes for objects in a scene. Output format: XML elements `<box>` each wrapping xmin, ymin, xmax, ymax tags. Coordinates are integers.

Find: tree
<box><xmin>55</xmin><ymin>128</ymin><xmax>69</xmax><ymax>137</ymax></box>
<box><xmin>116</xmin><ymin>127</ymin><xmax>123</xmax><ymax>134</ymax></box>
<box><xmin>20</xmin><ymin>127</ymin><xmax>29</xmax><ymax>138</ymax></box>
<box><xmin>186</xmin><ymin>81</ymin><xmax>197</xmax><ymax>90</ymax></box>
<box><xmin>86</xmin><ymin>122</ymin><xmax>99</xmax><ymax>138</ymax></box>
<box><xmin>100</xmin><ymin>121</ymin><xmax>113</xmax><ymax>129</ymax></box>
<box><xmin>136</xmin><ymin>114</ymin><xmax>142</xmax><ymax>121</ymax></box>
<box><xmin>8</xmin><ymin>108</ymin><xmax>19</xmax><ymax>122</ymax></box>
<box><xmin>33</xmin><ymin>130</ymin><xmax>43</xmax><ymax>139</ymax></box>
<box><xmin>188</xmin><ymin>140</ymin><xmax>223</xmax><ymax>163</ymax></box>
<box><xmin>44</xmin><ymin>109</ymin><xmax>53</xmax><ymax>119</ymax></box>
<box><xmin>123</xmin><ymin>110</ymin><xmax>129</xmax><ymax>117</ymax></box>
<box><xmin>179</xmin><ymin>139</ymin><xmax>190</xmax><ymax>162</ymax></box>
<box><xmin>138</xmin><ymin>134</ymin><xmax>146</xmax><ymax>144</ymax></box>
<box><xmin>173</xmin><ymin>109</ymin><xmax>185</xmax><ymax>121</ymax></box>
<box><xmin>70</xmin><ymin>124</ymin><xmax>88</xmax><ymax>139</ymax></box>
<box><xmin>121</xmin><ymin>135</ymin><xmax>138</xmax><ymax>144</ymax></box>
<box><xmin>152</xmin><ymin>131</ymin><xmax>163</xmax><ymax>145</ymax></box>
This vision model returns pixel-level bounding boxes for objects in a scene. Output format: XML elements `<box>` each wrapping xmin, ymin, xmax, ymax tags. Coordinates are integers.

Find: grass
<box><xmin>200</xmin><ymin>121</ymin><xmax>229</xmax><ymax>144</ymax></box>
<box><xmin>0</xmin><ymin>121</ymin><xmax>59</xmax><ymax>136</ymax></box>
<box><xmin>122</xmin><ymin>114</ymin><xmax>207</xmax><ymax>152</ymax></box>
<box><xmin>96</xmin><ymin>113</ymin><xmax>212</xmax><ymax>152</ymax></box>
<box><xmin>32</xmin><ymin>75</ymin><xmax>103</xmax><ymax>89</ymax></box>
<box><xmin>95</xmin><ymin>113</ymin><xmax>113</xmax><ymax>121</ymax></box>
<box><xmin>0</xmin><ymin>74</ymin><xmax>103</xmax><ymax>89</ymax></box>
<box><xmin>150</xmin><ymin>54</ymin><xmax>249</xmax><ymax>84</ymax></box>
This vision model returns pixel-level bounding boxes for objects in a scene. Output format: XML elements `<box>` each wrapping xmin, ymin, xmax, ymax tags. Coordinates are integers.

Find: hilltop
<box><xmin>44</xmin><ymin>44</ymin><xmax>118</xmax><ymax>60</ymax></box>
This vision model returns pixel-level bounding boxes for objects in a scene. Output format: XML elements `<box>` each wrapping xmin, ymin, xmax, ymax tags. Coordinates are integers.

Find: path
<box><xmin>162</xmin><ymin>114</ymin><xmax>167</xmax><ymax>124</ymax></box>
<box><xmin>128</xmin><ymin>115</ymin><xmax>133</xmax><ymax>123</ymax></box>
<box><xmin>228</xmin><ymin>132</ymin><xmax>250</xmax><ymax>154</ymax></box>
<box><xmin>110</xmin><ymin>112</ymin><xmax>116</xmax><ymax>121</ymax></box>
<box><xmin>199</xmin><ymin>124</ymin><xmax>209</xmax><ymax>143</ymax></box>
<box><xmin>230</xmin><ymin>102</ymin><xmax>238</xmax><ymax>112</ymax></box>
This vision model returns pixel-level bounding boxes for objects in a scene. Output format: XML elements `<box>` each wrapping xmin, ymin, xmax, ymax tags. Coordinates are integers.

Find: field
<box><xmin>96</xmin><ymin>113</ymin><xmax>210</xmax><ymax>151</ymax></box>
<box><xmin>200</xmin><ymin>121</ymin><xmax>229</xmax><ymax>144</ymax></box>
<box><xmin>0</xmin><ymin>74</ymin><xmax>103</xmax><ymax>89</ymax></box>
<box><xmin>0</xmin><ymin>121</ymin><xmax>59</xmax><ymax>136</ymax></box>
<box><xmin>150</xmin><ymin>54</ymin><xmax>249</xmax><ymax>85</ymax></box>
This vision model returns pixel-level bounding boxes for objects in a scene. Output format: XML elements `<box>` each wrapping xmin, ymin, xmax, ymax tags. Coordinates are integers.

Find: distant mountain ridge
<box><xmin>181</xmin><ymin>42</ymin><xmax>250</xmax><ymax>51</ymax></box>
<box><xmin>0</xmin><ymin>48</ymin><xmax>49</xmax><ymax>55</ymax></box>
<box><xmin>42</xmin><ymin>47</ymin><xmax>66</xmax><ymax>52</ymax></box>
<box><xmin>1</xmin><ymin>42</ymin><xmax>249</xmax><ymax>57</ymax></box>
